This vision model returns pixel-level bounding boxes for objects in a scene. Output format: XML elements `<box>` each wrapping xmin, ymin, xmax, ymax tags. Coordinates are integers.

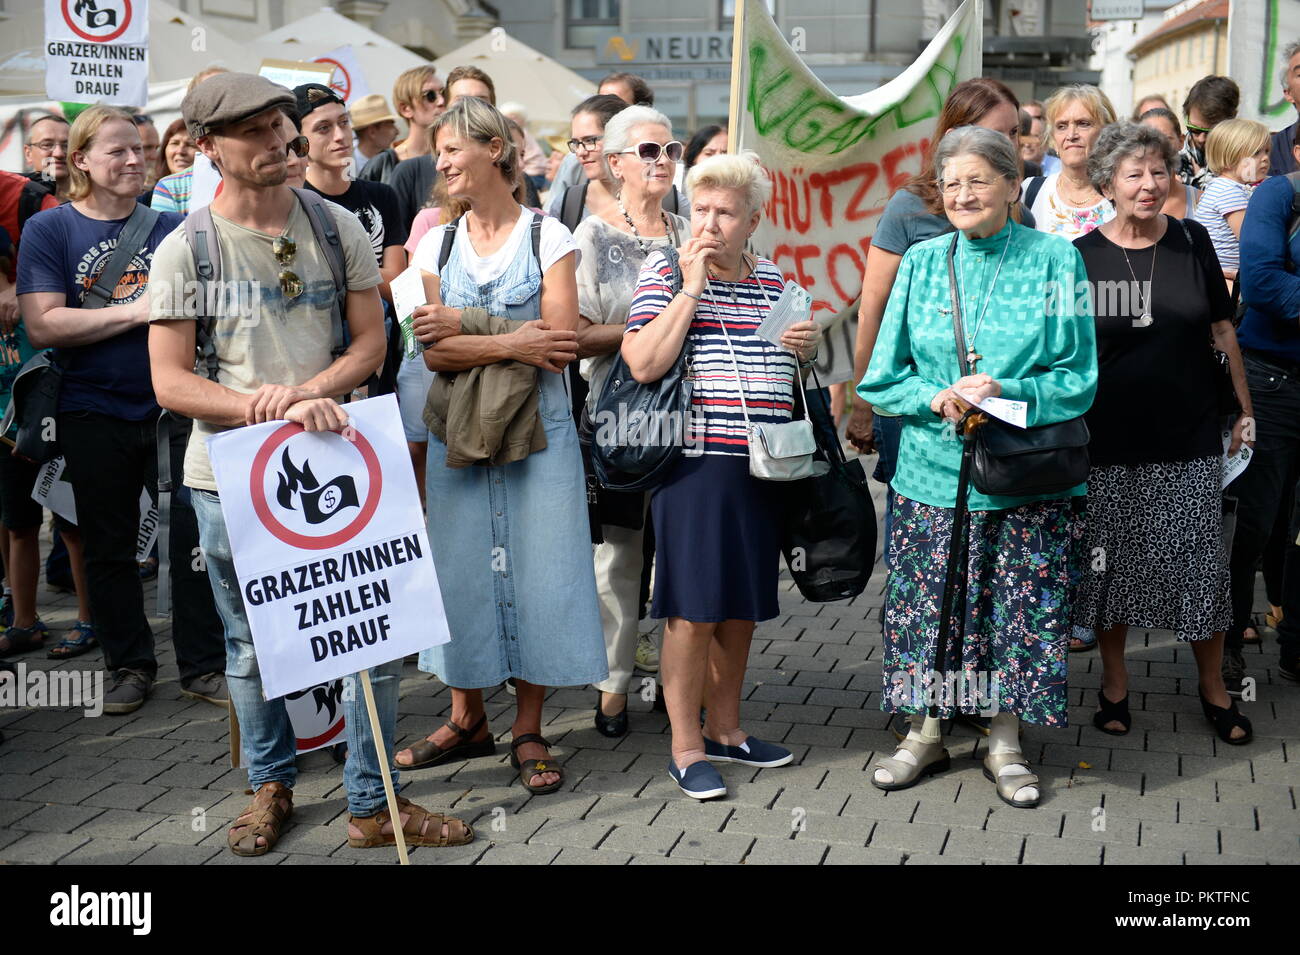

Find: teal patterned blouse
<box><xmin>857</xmin><ymin>219</ymin><xmax>1098</xmax><ymax>512</ymax></box>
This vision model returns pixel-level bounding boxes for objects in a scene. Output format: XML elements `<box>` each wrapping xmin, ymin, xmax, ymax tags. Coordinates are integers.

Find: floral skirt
<box><xmin>880</xmin><ymin>494</ymin><xmax>1085</xmax><ymax>726</ymax></box>
<box><xmin>1071</xmin><ymin>456</ymin><xmax>1230</xmax><ymax>642</ymax></box>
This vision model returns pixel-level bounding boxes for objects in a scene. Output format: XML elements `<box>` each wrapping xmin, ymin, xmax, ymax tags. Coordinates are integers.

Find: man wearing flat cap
<box><xmin>147</xmin><ymin>72</ymin><xmax>472</xmax><ymax>858</ymax></box>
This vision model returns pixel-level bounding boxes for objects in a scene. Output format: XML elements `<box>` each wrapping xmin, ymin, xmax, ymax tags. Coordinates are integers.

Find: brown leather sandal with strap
<box><xmin>396</xmin><ymin>713</ymin><xmax>495</xmax><ymax>770</ymax></box>
<box><xmin>509</xmin><ymin>733</ymin><xmax>565</xmax><ymax>795</ymax></box>
<box><xmin>347</xmin><ymin>795</ymin><xmax>474</xmax><ymax>848</ymax></box>
<box><xmin>227</xmin><ymin>781</ymin><xmax>293</xmax><ymax>857</ymax></box>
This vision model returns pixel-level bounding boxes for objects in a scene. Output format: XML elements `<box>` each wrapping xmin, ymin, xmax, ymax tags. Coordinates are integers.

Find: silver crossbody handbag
<box><xmin>713</xmin><ymin>268</ymin><xmax>818</xmax><ymax>482</ymax></box>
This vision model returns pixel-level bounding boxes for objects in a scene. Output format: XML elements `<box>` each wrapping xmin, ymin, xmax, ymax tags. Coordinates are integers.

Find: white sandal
<box><xmin>870</xmin><ymin>736</ymin><xmax>950</xmax><ymax>791</ymax></box>
<box><xmin>982</xmin><ymin>751</ymin><xmax>1040</xmax><ymax>808</ymax></box>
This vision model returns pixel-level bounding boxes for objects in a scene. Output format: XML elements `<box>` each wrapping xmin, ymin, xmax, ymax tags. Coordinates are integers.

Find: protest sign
<box><xmin>257</xmin><ymin>58</ymin><xmax>334</xmax><ymax>94</ymax></box>
<box><xmin>314</xmin><ymin>46</ymin><xmax>371</xmax><ymax>104</ymax></box>
<box><xmin>730</xmin><ymin>0</ymin><xmax>982</xmax><ymax>384</ymax></box>
<box><xmin>1227</xmin><ymin>0</ymin><xmax>1300</xmax><ymax>126</ymax></box>
<box><xmin>205</xmin><ymin>394</ymin><xmax>449</xmax><ymax>702</ymax></box>
<box><xmin>285</xmin><ymin>680</ymin><xmax>346</xmax><ymax>754</ymax></box>
<box><xmin>44</xmin><ymin>0</ymin><xmax>149</xmax><ymax>107</ymax></box>
<box><xmin>33</xmin><ymin>456</ymin><xmax>158</xmax><ymax>562</ymax></box>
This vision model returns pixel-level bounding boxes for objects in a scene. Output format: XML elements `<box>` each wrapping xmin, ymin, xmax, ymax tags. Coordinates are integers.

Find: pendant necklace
<box><xmin>618</xmin><ymin>198</ymin><xmax>669</xmax><ymax>254</ymax></box>
<box><xmin>1119</xmin><ymin>237</ymin><xmax>1158</xmax><ymax>328</ymax></box>
<box><xmin>956</xmin><ymin>230</ymin><xmax>1013</xmax><ymax>372</ymax></box>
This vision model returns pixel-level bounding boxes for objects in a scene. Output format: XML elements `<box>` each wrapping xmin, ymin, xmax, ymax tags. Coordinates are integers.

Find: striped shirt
<box><xmin>1192</xmin><ymin>175</ymin><xmax>1252</xmax><ymax>272</ymax></box>
<box><xmin>626</xmin><ymin>252</ymin><xmax>796</xmax><ymax>457</ymax></box>
<box><xmin>151</xmin><ymin>168</ymin><xmax>193</xmax><ymax>216</ymax></box>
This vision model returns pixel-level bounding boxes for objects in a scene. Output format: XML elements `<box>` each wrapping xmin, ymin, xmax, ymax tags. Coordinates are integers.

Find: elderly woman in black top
<box><xmin>1072</xmin><ymin>122</ymin><xmax>1253</xmax><ymax>745</ymax></box>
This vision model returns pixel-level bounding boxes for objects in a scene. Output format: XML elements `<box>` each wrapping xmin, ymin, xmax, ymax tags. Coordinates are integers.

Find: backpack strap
<box><xmin>82</xmin><ymin>204</ymin><xmax>160</xmax><ymax>309</ymax></box>
<box><xmin>155</xmin><ymin>410</ymin><xmax>175</xmax><ymax>616</ymax></box>
<box><xmin>662</xmin><ymin>186</ymin><xmax>680</xmax><ymax>216</ymax></box>
<box><xmin>437</xmin><ymin>215</ymin><xmax>462</xmax><ymax>273</ymax></box>
<box><xmin>291</xmin><ymin>187</ymin><xmax>348</xmax><ymax>359</ymax></box>
<box><xmin>1286</xmin><ymin>171</ymin><xmax>1300</xmax><ymax>243</ymax></box>
<box><xmin>183</xmin><ymin>205</ymin><xmax>222</xmax><ymax>381</ymax></box>
<box><xmin>530</xmin><ymin>211</ymin><xmax>542</xmax><ymax>268</ymax></box>
<box><xmin>1023</xmin><ymin>176</ymin><xmax>1046</xmax><ymax>210</ymax></box>
<box><xmin>560</xmin><ymin>179</ymin><xmax>589</xmax><ymax>233</ymax></box>
<box><xmin>17</xmin><ymin>181</ymin><xmax>48</xmax><ymax>236</ymax></box>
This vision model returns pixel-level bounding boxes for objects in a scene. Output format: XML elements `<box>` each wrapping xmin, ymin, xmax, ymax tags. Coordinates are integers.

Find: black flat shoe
<box><xmin>1199</xmin><ymin>690</ymin><xmax>1252</xmax><ymax>745</ymax></box>
<box><xmin>594</xmin><ymin>693</ymin><xmax>629</xmax><ymax>737</ymax></box>
<box><xmin>1092</xmin><ymin>688</ymin><xmax>1131</xmax><ymax>736</ymax></box>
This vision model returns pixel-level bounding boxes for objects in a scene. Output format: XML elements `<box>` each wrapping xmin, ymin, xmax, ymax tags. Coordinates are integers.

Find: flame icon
<box><xmin>286</xmin><ymin>681</ymin><xmax>345</xmax><ymax>723</ymax></box>
<box><xmin>275</xmin><ymin>448</ymin><xmax>360</xmax><ymax>525</ymax></box>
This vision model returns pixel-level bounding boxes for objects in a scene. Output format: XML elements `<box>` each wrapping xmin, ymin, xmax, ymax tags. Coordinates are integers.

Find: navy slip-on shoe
<box><xmin>703</xmin><ymin>735</ymin><xmax>794</xmax><ymax>768</ymax></box>
<box><xmin>668</xmin><ymin>759</ymin><xmax>727</xmax><ymax>800</ymax></box>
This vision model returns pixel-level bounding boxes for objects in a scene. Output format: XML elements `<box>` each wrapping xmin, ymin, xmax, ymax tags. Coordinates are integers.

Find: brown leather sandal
<box><xmin>396</xmin><ymin>713</ymin><xmax>495</xmax><ymax>770</ymax></box>
<box><xmin>227</xmin><ymin>781</ymin><xmax>293</xmax><ymax>857</ymax></box>
<box><xmin>347</xmin><ymin>796</ymin><xmax>474</xmax><ymax>848</ymax></box>
<box><xmin>509</xmin><ymin>733</ymin><xmax>564</xmax><ymax>795</ymax></box>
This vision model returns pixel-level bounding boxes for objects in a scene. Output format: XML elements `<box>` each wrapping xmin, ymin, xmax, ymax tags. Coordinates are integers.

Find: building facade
<box><xmin>1128</xmin><ymin>0</ymin><xmax>1229</xmax><ymax>118</ymax></box>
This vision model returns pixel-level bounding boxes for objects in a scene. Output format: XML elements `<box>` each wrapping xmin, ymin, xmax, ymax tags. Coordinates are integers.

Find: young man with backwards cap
<box><xmin>148</xmin><ymin>72</ymin><xmax>472</xmax><ymax>857</ymax></box>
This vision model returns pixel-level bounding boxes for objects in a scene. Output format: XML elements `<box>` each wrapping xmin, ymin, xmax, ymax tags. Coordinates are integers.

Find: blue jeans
<box><xmin>192</xmin><ymin>489</ymin><xmax>403</xmax><ymax>815</ymax></box>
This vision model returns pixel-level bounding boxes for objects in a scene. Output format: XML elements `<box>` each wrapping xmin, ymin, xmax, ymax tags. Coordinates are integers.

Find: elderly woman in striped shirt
<box><xmin>621</xmin><ymin>152</ymin><xmax>821</xmax><ymax>800</ymax></box>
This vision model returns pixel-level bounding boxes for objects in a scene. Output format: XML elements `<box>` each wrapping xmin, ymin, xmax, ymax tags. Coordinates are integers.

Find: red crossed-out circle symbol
<box><xmin>61</xmin><ymin>0</ymin><xmax>133</xmax><ymax>44</ymax></box>
<box><xmin>249</xmin><ymin>423</ymin><xmax>382</xmax><ymax>550</ymax></box>
<box><xmin>315</xmin><ymin>57</ymin><xmax>352</xmax><ymax>101</ymax></box>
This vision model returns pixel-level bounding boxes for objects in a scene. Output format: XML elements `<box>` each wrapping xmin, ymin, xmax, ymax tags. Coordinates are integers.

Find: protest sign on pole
<box><xmin>33</xmin><ymin>456</ymin><xmax>158</xmax><ymax>561</ymax></box>
<box><xmin>44</xmin><ymin>0</ymin><xmax>149</xmax><ymax>107</ymax></box>
<box><xmin>206</xmin><ymin>394</ymin><xmax>450</xmax><ymax>702</ymax></box>
<box><xmin>730</xmin><ymin>0</ymin><xmax>982</xmax><ymax>385</ymax></box>
<box><xmin>1227</xmin><ymin>0</ymin><xmax>1300</xmax><ymax>126</ymax></box>
<box><xmin>314</xmin><ymin>46</ymin><xmax>371</xmax><ymax>104</ymax></box>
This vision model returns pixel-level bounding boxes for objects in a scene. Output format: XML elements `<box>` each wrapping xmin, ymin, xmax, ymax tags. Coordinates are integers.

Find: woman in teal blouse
<box><xmin>858</xmin><ymin>126</ymin><xmax>1098</xmax><ymax>807</ymax></box>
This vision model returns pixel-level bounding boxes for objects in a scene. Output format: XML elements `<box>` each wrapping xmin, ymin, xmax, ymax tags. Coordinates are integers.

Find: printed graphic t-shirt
<box><xmin>306</xmin><ymin>178</ymin><xmax>407</xmax><ymax>267</ymax></box>
<box><xmin>17</xmin><ymin>203</ymin><xmax>183</xmax><ymax>420</ymax></box>
<box><xmin>148</xmin><ymin>196</ymin><xmax>381</xmax><ymax>491</ymax></box>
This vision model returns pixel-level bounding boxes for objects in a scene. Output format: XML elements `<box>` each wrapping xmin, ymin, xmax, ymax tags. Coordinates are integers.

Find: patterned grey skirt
<box><xmin>1071</xmin><ymin>455</ymin><xmax>1231</xmax><ymax>642</ymax></box>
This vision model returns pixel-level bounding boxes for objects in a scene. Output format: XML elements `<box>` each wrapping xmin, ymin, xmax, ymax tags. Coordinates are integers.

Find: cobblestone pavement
<box><xmin>1</xmin><ymin>483</ymin><xmax>1297</xmax><ymax>866</ymax></box>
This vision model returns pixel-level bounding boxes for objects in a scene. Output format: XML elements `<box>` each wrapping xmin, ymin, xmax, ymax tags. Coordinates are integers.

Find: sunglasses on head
<box><xmin>271</xmin><ymin>235</ymin><xmax>303</xmax><ymax>300</ymax></box>
<box><xmin>620</xmin><ymin>140</ymin><xmax>684</xmax><ymax>164</ymax></box>
<box><xmin>1185</xmin><ymin>122</ymin><xmax>1213</xmax><ymax>135</ymax></box>
<box><xmin>286</xmin><ymin>135</ymin><xmax>309</xmax><ymax>158</ymax></box>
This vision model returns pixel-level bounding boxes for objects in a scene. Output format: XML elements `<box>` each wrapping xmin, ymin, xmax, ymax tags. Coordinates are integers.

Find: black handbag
<box><xmin>780</xmin><ymin>370</ymin><xmax>878</xmax><ymax>602</ymax></box>
<box><xmin>2</xmin><ymin>204</ymin><xmax>161</xmax><ymax>464</ymax></box>
<box><xmin>946</xmin><ymin>234</ymin><xmax>1090</xmax><ymax>498</ymax></box>
<box><xmin>590</xmin><ymin>246</ymin><xmax>694</xmax><ymax>492</ymax></box>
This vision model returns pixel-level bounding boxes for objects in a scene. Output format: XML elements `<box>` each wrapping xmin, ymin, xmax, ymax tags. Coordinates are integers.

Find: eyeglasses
<box><xmin>272</xmin><ymin>235</ymin><xmax>303</xmax><ymax>300</ymax></box>
<box><xmin>1185</xmin><ymin>122</ymin><xmax>1213</xmax><ymax>135</ymax></box>
<box><xmin>620</xmin><ymin>140</ymin><xmax>684</xmax><ymax>164</ymax></box>
<box><xmin>28</xmin><ymin>140</ymin><xmax>67</xmax><ymax>153</ymax></box>
<box><xmin>420</xmin><ymin>89</ymin><xmax>445</xmax><ymax>104</ymax></box>
<box><xmin>936</xmin><ymin>178</ymin><xmax>1001</xmax><ymax>196</ymax></box>
<box><xmin>566</xmin><ymin>135</ymin><xmax>602</xmax><ymax>154</ymax></box>
<box><xmin>286</xmin><ymin>135</ymin><xmax>309</xmax><ymax>158</ymax></box>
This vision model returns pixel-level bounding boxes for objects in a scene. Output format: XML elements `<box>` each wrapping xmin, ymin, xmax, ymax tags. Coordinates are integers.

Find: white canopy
<box><xmin>433</xmin><ymin>30</ymin><xmax>596</xmax><ymax>134</ymax></box>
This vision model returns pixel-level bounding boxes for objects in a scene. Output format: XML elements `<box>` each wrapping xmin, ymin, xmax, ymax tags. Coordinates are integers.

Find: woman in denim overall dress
<box><xmin>396</xmin><ymin>98</ymin><xmax>606</xmax><ymax>794</ymax></box>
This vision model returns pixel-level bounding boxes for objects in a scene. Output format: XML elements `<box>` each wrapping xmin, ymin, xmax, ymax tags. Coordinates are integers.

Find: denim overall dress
<box><xmin>418</xmin><ymin>211</ymin><xmax>608</xmax><ymax>689</ymax></box>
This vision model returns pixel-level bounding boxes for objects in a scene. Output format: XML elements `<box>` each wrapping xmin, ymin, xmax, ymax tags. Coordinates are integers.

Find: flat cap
<box><xmin>183</xmin><ymin>72</ymin><xmax>296</xmax><ymax>140</ymax></box>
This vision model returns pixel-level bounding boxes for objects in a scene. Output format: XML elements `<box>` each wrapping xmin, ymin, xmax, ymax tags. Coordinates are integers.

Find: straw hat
<box><xmin>350</xmin><ymin>94</ymin><xmax>398</xmax><ymax>130</ymax></box>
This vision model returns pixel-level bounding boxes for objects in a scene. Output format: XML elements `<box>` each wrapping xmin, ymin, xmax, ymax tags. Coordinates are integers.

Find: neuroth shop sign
<box><xmin>206</xmin><ymin>395</ymin><xmax>450</xmax><ymax>701</ymax></box>
<box><xmin>44</xmin><ymin>0</ymin><xmax>150</xmax><ymax>107</ymax></box>
<box><xmin>597</xmin><ymin>31</ymin><xmax>733</xmax><ymax>65</ymax></box>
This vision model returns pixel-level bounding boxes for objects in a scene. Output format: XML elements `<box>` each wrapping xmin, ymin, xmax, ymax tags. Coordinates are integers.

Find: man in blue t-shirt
<box><xmin>16</xmin><ymin>105</ymin><xmax>226</xmax><ymax>715</ymax></box>
<box><xmin>1227</xmin><ymin>148</ymin><xmax>1300</xmax><ymax>691</ymax></box>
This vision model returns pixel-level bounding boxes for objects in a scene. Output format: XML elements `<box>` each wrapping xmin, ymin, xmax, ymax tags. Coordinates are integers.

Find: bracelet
<box><xmin>680</xmin><ymin>289</ymin><xmax>702</xmax><ymax>301</ymax></box>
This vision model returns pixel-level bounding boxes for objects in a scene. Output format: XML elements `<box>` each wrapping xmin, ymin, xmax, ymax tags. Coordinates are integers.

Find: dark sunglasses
<box><xmin>620</xmin><ymin>140</ymin><xmax>684</xmax><ymax>164</ymax></box>
<box><xmin>286</xmin><ymin>135</ymin><xmax>309</xmax><ymax>158</ymax></box>
<box><xmin>1185</xmin><ymin>122</ymin><xmax>1213</xmax><ymax>135</ymax></box>
<box><xmin>271</xmin><ymin>235</ymin><xmax>303</xmax><ymax>300</ymax></box>
<box><xmin>421</xmin><ymin>88</ymin><xmax>445</xmax><ymax>104</ymax></box>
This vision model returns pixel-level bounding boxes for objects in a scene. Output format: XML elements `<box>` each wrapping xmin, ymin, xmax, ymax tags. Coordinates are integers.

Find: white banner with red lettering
<box><xmin>733</xmin><ymin>0</ymin><xmax>982</xmax><ymax>384</ymax></box>
<box><xmin>44</xmin><ymin>0</ymin><xmax>149</xmax><ymax>107</ymax></box>
<box><xmin>206</xmin><ymin>395</ymin><xmax>449</xmax><ymax>701</ymax></box>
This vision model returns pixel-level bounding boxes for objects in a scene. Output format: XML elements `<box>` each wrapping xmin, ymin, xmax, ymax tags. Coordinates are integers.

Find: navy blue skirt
<box><xmin>650</xmin><ymin>453</ymin><xmax>784</xmax><ymax>623</ymax></box>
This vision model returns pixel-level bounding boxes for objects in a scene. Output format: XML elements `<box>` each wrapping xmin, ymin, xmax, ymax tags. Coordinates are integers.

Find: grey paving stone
<box><xmin>985</xmin><ymin>807</ymin><xmax>1064</xmax><ymax>837</ymax></box>
<box><xmin>89</xmin><ymin>757</ymin><xmax>169</xmax><ymax>784</ymax></box>
<box><xmin>913</xmin><ymin>799</ymin><xmax>991</xmax><ymax>829</ymax></box>
<box><xmin>0</xmin><ymin>831</ymin><xmax>90</xmax><ymax>864</ymax></box>
<box><xmin>0</xmin><ymin>773</ymin><xmax>51</xmax><ymax>801</ymax></box>
<box><xmin>1061</xmin><ymin>809</ymin><xmax>1139</xmax><ymax>845</ymax></box>
<box><xmin>1176</xmin><ymin>798</ymin><xmax>1257</xmax><ymax>829</ymax></box>
<box><xmin>652</xmin><ymin>800</ymin><xmax>732</xmax><ymax>833</ymax></box>
<box><xmin>22</xmin><ymin>777</ymin><xmax>110</xmax><ymax>806</ymax></box>
<box><xmin>840</xmin><ymin>792</ymin><xmax>919</xmax><ymax>821</ymax></box>
<box><xmin>745</xmin><ymin>837</ymin><xmax>828</xmax><ymax>865</ymax></box>
<box><xmin>103</xmin><ymin>737</ymin><xmax>178</xmax><ymax>760</ymax></box>
<box><xmin>1103</xmin><ymin>793</ymin><xmax>1179</xmax><ymax>823</ymax></box>
<box><xmin>10</xmin><ymin>803</ymin><xmax>104</xmax><ymax>833</ymax></box>
<box><xmin>79</xmin><ymin>782</ymin><xmax>174</xmax><ymax>811</ymax></box>
<box><xmin>574</xmin><ymin>770</ymin><xmax>653</xmax><ymax>796</ymax></box>
<box><xmin>56</xmin><ymin>837</ymin><xmax>153</xmax><ymax>865</ymax></box>
<box><xmin>749</xmin><ymin>683</ymin><xmax>811</xmax><ymax>704</ymax></box>
<box><xmin>72</xmin><ymin>808</ymin><xmax>168</xmax><ymax>840</ymax></box>
<box><xmin>1140</xmin><ymin>773</ymin><xmax>1219</xmax><ymax>801</ymax></box>
<box><xmin>942</xmin><ymin>829</ymin><xmax>1024</xmax><ymax>862</ymax></box>
<box><xmin>772</xmin><ymin>787</ymin><xmax>846</xmax><ymax>816</ymax></box>
<box><xmin>140</xmin><ymin>786</ymin><xmax>229</xmax><ymax>815</ymax></box>
<box><xmin>528</xmin><ymin>818</ymin><xmax>615</xmax><ymax>849</ymax></box>
<box><xmin>1</xmin><ymin>729</ymin><xmax>71</xmax><ymax>752</ymax></box>
<box><xmin>823</xmin><ymin>845</ymin><xmax>905</xmax><ymax>865</ymax></box>
<box><xmin>1022</xmin><ymin>835</ymin><xmax>1103</xmax><ymax>865</ymax></box>
<box><xmin>582</xmin><ymin>795</ymin><xmax>665</xmax><ymax>828</ymax></box>
<box><xmin>1255</xmin><ymin>807</ymin><xmax>1300</xmax><ymax>832</ymax></box>
<box><xmin>1212</xmin><ymin>827</ymin><xmax>1300</xmax><ymax>862</ymax></box>
<box><xmin>868</xmin><ymin>820</ymin><xmax>949</xmax><ymax>854</ymax></box>
<box><xmin>552</xmin><ymin>846</ymin><xmax>633</xmax><ymax>864</ymax></box>
<box><xmin>669</xmin><ymin>828</ymin><xmax>754</xmax><ymax>863</ymax></box>
<box><xmin>468</xmin><ymin>842</ymin><xmax>558</xmax><ymax>865</ymax></box>
<box><xmin>1215</xmin><ymin>780</ymin><xmax>1295</xmax><ymax>809</ymax></box>
<box><xmin>600</xmin><ymin>824</ymin><xmax>681</xmax><ymax>857</ymax></box>
<box><xmin>793</xmin><ymin>812</ymin><xmax>872</xmax><ymax>846</ymax></box>
<box><xmin>1</xmin><ymin>748</ymin><xmax>69</xmax><ymax>775</ymax></box>
<box><xmin>724</xmin><ymin>807</ymin><xmax>806</xmax><ymax>838</ymax></box>
<box><xmin>1138</xmin><ymin>821</ymin><xmax>1220</xmax><ymax>854</ymax></box>
<box><xmin>627</xmin><ymin>853</ymin><xmax>705</xmax><ymax>864</ymax></box>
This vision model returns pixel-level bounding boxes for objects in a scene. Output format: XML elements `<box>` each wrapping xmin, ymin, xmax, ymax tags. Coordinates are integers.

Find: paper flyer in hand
<box><xmin>954</xmin><ymin>391</ymin><xmax>1028</xmax><ymax>429</ymax></box>
<box><xmin>755</xmin><ymin>281</ymin><xmax>813</xmax><ymax>347</ymax></box>
<box><xmin>389</xmin><ymin>267</ymin><xmax>427</xmax><ymax>359</ymax></box>
<box><xmin>1221</xmin><ymin>428</ymin><xmax>1252</xmax><ymax>489</ymax></box>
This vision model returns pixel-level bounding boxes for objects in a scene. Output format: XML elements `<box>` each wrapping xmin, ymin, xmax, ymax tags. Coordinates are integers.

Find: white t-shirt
<box><xmin>410</xmin><ymin>205</ymin><xmax>579</xmax><ymax>283</ymax></box>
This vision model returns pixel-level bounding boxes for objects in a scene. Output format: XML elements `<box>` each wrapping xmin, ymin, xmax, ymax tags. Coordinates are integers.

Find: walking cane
<box><xmin>926</xmin><ymin>404</ymin><xmax>985</xmax><ymax>723</ymax></box>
